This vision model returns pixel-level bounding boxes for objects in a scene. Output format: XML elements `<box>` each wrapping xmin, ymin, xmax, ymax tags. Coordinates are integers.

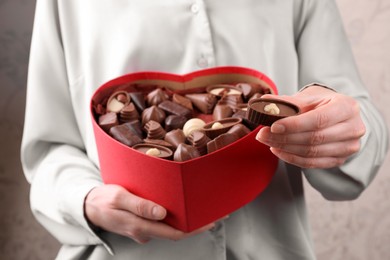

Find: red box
<box><xmin>91</xmin><ymin>66</ymin><xmax>279</xmax><ymax>232</ymax></box>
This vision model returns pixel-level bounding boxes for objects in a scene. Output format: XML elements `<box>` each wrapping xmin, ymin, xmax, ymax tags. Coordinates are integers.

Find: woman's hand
<box><xmin>84</xmin><ymin>184</ymin><xmax>215</xmax><ymax>244</ymax></box>
<box><xmin>255</xmin><ymin>85</ymin><xmax>366</xmax><ymax>169</ymax></box>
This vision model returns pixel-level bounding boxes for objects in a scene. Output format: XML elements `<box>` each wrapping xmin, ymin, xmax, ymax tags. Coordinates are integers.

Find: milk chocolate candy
<box><xmin>173</xmin><ymin>143</ymin><xmax>201</xmax><ymax>162</ymax></box>
<box><xmin>133</xmin><ymin>143</ymin><xmax>173</xmax><ymax>160</ymax></box>
<box><xmin>246</xmin><ymin>98</ymin><xmax>300</xmax><ymax>126</ymax></box>
<box><xmin>219</xmin><ymin>94</ymin><xmax>243</xmax><ymax>108</ymax></box>
<box><xmin>129</xmin><ymin>92</ymin><xmax>146</xmax><ymax>113</ymax></box>
<box><xmin>98</xmin><ymin>112</ymin><xmax>119</xmax><ymax>132</ymax></box>
<box><xmin>187</xmin><ymin>131</ymin><xmax>211</xmax><ymax>156</ymax></box>
<box><xmin>165</xmin><ymin>129</ymin><xmax>186</xmax><ymax>149</ymax></box>
<box><xmin>232</xmin><ymin>110</ymin><xmax>258</xmax><ymax>130</ymax></box>
<box><xmin>206</xmin><ymin>84</ymin><xmax>243</xmax><ymax>97</ymax></box>
<box><xmin>202</xmin><ymin>117</ymin><xmax>242</xmax><ymax>139</ymax></box>
<box><xmin>173</xmin><ymin>94</ymin><xmax>193</xmax><ymax>110</ymax></box>
<box><xmin>213</xmin><ymin>103</ymin><xmax>233</xmax><ymax>121</ymax></box>
<box><xmin>158</xmin><ymin>100</ymin><xmax>192</xmax><ymax>119</ymax></box>
<box><xmin>144</xmin><ymin>138</ymin><xmax>175</xmax><ymax>151</ymax></box>
<box><xmin>207</xmin><ymin>132</ymin><xmax>239</xmax><ymax>154</ymax></box>
<box><xmin>144</xmin><ymin>120</ymin><xmax>166</xmax><ymax>140</ymax></box>
<box><xmin>146</xmin><ymin>88</ymin><xmax>169</xmax><ymax>106</ymax></box>
<box><xmin>165</xmin><ymin>115</ymin><xmax>187</xmax><ymax>132</ymax></box>
<box><xmin>236</xmin><ymin>83</ymin><xmax>269</xmax><ymax>100</ymax></box>
<box><xmin>110</xmin><ymin>123</ymin><xmax>143</xmax><ymax>147</ymax></box>
<box><xmin>106</xmin><ymin>91</ymin><xmax>130</xmax><ymax>113</ymax></box>
<box><xmin>185</xmin><ymin>93</ymin><xmax>217</xmax><ymax>114</ymax></box>
<box><xmin>227</xmin><ymin>124</ymin><xmax>251</xmax><ymax>139</ymax></box>
<box><xmin>141</xmin><ymin>105</ymin><xmax>166</xmax><ymax>126</ymax></box>
<box><xmin>120</xmin><ymin>103</ymin><xmax>140</xmax><ymax>123</ymax></box>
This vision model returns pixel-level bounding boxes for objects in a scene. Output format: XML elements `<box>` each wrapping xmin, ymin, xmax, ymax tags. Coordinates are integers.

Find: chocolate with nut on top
<box><xmin>246</xmin><ymin>98</ymin><xmax>300</xmax><ymax>126</ymax></box>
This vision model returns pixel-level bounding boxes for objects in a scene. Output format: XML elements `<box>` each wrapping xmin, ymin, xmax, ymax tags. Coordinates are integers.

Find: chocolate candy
<box><xmin>110</xmin><ymin>123</ymin><xmax>143</xmax><ymax>147</ymax></box>
<box><xmin>158</xmin><ymin>100</ymin><xmax>192</xmax><ymax>119</ymax></box>
<box><xmin>207</xmin><ymin>133</ymin><xmax>239</xmax><ymax>153</ymax></box>
<box><xmin>246</xmin><ymin>98</ymin><xmax>300</xmax><ymax>126</ymax></box>
<box><xmin>165</xmin><ymin>129</ymin><xmax>186</xmax><ymax>149</ymax></box>
<box><xmin>107</xmin><ymin>91</ymin><xmax>130</xmax><ymax>113</ymax></box>
<box><xmin>185</xmin><ymin>93</ymin><xmax>217</xmax><ymax>114</ymax></box>
<box><xmin>144</xmin><ymin>138</ymin><xmax>175</xmax><ymax>151</ymax></box>
<box><xmin>129</xmin><ymin>92</ymin><xmax>146</xmax><ymax>113</ymax></box>
<box><xmin>227</xmin><ymin>124</ymin><xmax>251</xmax><ymax>138</ymax></box>
<box><xmin>133</xmin><ymin>143</ymin><xmax>173</xmax><ymax>160</ymax></box>
<box><xmin>98</xmin><ymin>112</ymin><xmax>119</xmax><ymax>132</ymax></box>
<box><xmin>120</xmin><ymin>103</ymin><xmax>139</xmax><ymax>123</ymax></box>
<box><xmin>213</xmin><ymin>103</ymin><xmax>233</xmax><ymax>121</ymax></box>
<box><xmin>146</xmin><ymin>88</ymin><xmax>169</xmax><ymax>106</ymax></box>
<box><xmin>173</xmin><ymin>94</ymin><xmax>193</xmax><ymax>110</ymax></box>
<box><xmin>174</xmin><ymin>143</ymin><xmax>201</xmax><ymax>162</ymax></box>
<box><xmin>206</xmin><ymin>84</ymin><xmax>243</xmax><ymax>97</ymax></box>
<box><xmin>144</xmin><ymin>120</ymin><xmax>166</xmax><ymax>140</ymax></box>
<box><xmin>165</xmin><ymin>115</ymin><xmax>187</xmax><ymax>132</ymax></box>
<box><xmin>183</xmin><ymin>118</ymin><xmax>206</xmax><ymax>137</ymax></box>
<box><xmin>187</xmin><ymin>131</ymin><xmax>211</xmax><ymax>156</ymax></box>
<box><xmin>202</xmin><ymin>117</ymin><xmax>242</xmax><ymax>139</ymax></box>
<box><xmin>141</xmin><ymin>105</ymin><xmax>166</xmax><ymax>126</ymax></box>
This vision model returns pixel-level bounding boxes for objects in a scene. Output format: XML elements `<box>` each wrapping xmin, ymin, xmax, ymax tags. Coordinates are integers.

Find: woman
<box><xmin>22</xmin><ymin>0</ymin><xmax>388</xmax><ymax>259</ymax></box>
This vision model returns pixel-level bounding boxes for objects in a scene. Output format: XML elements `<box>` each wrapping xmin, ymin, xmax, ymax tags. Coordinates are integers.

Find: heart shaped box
<box><xmin>91</xmin><ymin>66</ymin><xmax>279</xmax><ymax>232</ymax></box>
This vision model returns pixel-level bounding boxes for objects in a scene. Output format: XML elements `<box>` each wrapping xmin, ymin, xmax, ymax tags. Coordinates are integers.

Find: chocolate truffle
<box><xmin>183</xmin><ymin>118</ymin><xmax>206</xmax><ymax>137</ymax></box>
<box><xmin>246</xmin><ymin>98</ymin><xmax>300</xmax><ymax>126</ymax></box>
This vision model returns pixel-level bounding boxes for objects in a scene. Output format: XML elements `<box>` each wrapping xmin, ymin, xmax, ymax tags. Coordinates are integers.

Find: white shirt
<box><xmin>22</xmin><ymin>0</ymin><xmax>388</xmax><ymax>259</ymax></box>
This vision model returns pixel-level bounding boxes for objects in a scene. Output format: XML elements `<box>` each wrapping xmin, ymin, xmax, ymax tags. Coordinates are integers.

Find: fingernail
<box><xmin>152</xmin><ymin>206</ymin><xmax>166</xmax><ymax>220</ymax></box>
<box><xmin>271</xmin><ymin>123</ymin><xmax>285</xmax><ymax>134</ymax></box>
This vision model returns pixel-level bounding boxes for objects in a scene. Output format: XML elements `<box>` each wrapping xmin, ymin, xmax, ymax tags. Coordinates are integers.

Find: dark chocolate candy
<box><xmin>129</xmin><ymin>92</ymin><xmax>146</xmax><ymax>113</ymax></box>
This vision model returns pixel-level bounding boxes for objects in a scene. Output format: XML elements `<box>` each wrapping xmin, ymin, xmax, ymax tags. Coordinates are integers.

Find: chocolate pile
<box><xmin>94</xmin><ymin>82</ymin><xmax>271</xmax><ymax>162</ymax></box>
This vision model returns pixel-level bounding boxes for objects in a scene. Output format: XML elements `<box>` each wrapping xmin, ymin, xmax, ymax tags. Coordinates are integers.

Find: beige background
<box><xmin>0</xmin><ymin>0</ymin><xmax>389</xmax><ymax>259</ymax></box>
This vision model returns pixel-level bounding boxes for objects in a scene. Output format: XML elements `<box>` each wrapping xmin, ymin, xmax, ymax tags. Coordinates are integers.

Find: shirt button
<box><xmin>197</xmin><ymin>57</ymin><xmax>208</xmax><ymax>68</ymax></box>
<box><xmin>191</xmin><ymin>4</ymin><xmax>200</xmax><ymax>14</ymax></box>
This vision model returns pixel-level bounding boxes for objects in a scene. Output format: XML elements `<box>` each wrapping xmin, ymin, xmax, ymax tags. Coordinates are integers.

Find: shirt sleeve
<box><xmin>21</xmin><ymin>0</ymin><xmax>111</xmax><ymax>252</ymax></box>
<box><xmin>295</xmin><ymin>0</ymin><xmax>389</xmax><ymax>200</ymax></box>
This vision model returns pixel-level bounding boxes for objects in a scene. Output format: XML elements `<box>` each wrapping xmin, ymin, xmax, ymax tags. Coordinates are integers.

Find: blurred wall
<box><xmin>0</xmin><ymin>0</ymin><xmax>389</xmax><ymax>259</ymax></box>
